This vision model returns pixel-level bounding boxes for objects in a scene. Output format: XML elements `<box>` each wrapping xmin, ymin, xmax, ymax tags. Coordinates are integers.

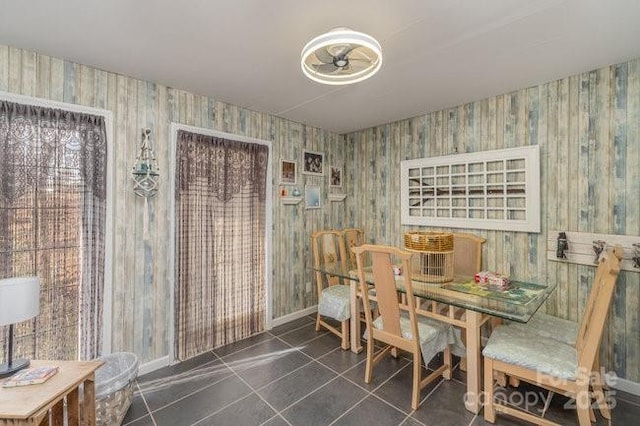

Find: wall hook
<box><xmin>632</xmin><ymin>243</ymin><xmax>640</xmax><ymax>269</ymax></box>
<box><xmin>556</xmin><ymin>232</ymin><xmax>568</xmax><ymax>259</ymax></box>
<box><xmin>592</xmin><ymin>240</ymin><xmax>606</xmax><ymax>264</ymax></box>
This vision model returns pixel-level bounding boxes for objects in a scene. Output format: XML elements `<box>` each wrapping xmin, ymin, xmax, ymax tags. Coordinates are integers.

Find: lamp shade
<box><xmin>0</xmin><ymin>277</ymin><xmax>40</xmax><ymax>326</ymax></box>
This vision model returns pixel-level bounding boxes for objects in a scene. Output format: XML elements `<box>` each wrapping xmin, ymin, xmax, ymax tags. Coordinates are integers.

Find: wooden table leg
<box><xmin>464</xmin><ymin>310</ymin><xmax>482</xmax><ymax>414</ymax></box>
<box><xmin>349</xmin><ymin>280</ymin><xmax>363</xmax><ymax>353</ymax></box>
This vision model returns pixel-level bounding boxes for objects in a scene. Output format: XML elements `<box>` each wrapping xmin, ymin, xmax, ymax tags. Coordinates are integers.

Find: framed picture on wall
<box><xmin>302</xmin><ymin>149</ymin><xmax>325</xmax><ymax>176</ymax></box>
<box><xmin>330</xmin><ymin>166</ymin><xmax>343</xmax><ymax>188</ymax></box>
<box><xmin>305</xmin><ymin>185</ymin><xmax>321</xmax><ymax>209</ymax></box>
<box><xmin>280</xmin><ymin>159</ymin><xmax>297</xmax><ymax>185</ymax></box>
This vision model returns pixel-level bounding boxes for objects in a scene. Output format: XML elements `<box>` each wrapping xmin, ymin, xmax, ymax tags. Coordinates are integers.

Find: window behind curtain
<box><xmin>174</xmin><ymin>130</ymin><xmax>268</xmax><ymax>361</ymax></box>
<box><xmin>0</xmin><ymin>100</ymin><xmax>107</xmax><ymax>361</ymax></box>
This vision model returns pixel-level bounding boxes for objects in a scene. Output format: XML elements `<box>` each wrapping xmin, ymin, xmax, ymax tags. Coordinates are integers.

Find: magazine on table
<box><xmin>1</xmin><ymin>366</ymin><xmax>59</xmax><ymax>388</ymax></box>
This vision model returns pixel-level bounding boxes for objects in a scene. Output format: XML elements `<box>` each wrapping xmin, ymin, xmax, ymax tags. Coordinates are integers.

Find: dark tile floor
<box><xmin>123</xmin><ymin>315</ymin><xmax>640</xmax><ymax>425</ymax></box>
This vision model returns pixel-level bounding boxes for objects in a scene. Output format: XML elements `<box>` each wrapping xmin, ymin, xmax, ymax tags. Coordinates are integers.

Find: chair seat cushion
<box><xmin>483</xmin><ymin>325</ymin><xmax>577</xmax><ymax>381</ymax></box>
<box><xmin>318</xmin><ymin>285</ymin><xmax>351</xmax><ymax>321</ymax></box>
<box><xmin>372</xmin><ymin>314</ymin><xmax>466</xmax><ymax>366</ymax></box>
<box><xmin>506</xmin><ymin>313</ymin><xmax>578</xmax><ymax>346</ymax></box>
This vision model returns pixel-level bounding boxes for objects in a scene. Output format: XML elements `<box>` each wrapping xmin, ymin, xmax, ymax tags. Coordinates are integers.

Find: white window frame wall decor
<box><xmin>400</xmin><ymin>145</ymin><xmax>540</xmax><ymax>233</ymax></box>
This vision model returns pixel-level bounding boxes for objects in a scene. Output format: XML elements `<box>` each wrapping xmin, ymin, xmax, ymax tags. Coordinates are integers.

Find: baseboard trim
<box><xmin>607</xmin><ymin>374</ymin><xmax>640</xmax><ymax>396</ymax></box>
<box><xmin>270</xmin><ymin>306</ymin><xmax>317</xmax><ymax>328</ymax></box>
<box><xmin>137</xmin><ymin>307</ymin><xmax>319</xmax><ymax>376</ymax></box>
<box><xmin>139</xmin><ymin>355</ymin><xmax>171</xmax><ymax>376</ymax></box>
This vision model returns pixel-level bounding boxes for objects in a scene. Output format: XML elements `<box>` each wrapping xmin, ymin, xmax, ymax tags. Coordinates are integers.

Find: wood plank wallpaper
<box><xmin>344</xmin><ymin>59</ymin><xmax>640</xmax><ymax>383</ymax></box>
<box><xmin>1</xmin><ymin>43</ymin><xmax>638</xmax><ymax>383</ymax></box>
<box><xmin>0</xmin><ymin>45</ymin><xmax>346</xmax><ymax>365</ymax></box>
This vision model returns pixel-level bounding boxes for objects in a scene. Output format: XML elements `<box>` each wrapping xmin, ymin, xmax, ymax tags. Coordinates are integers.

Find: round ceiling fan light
<box><xmin>301</xmin><ymin>28</ymin><xmax>382</xmax><ymax>85</ymax></box>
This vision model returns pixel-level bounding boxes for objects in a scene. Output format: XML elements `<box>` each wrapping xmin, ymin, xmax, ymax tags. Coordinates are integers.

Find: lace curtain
<box><xmin>0</xmin><ymin>100</ymin><xmax>107</xmax><ymax>361</ymax></box>
<box><xmin>175</xmin><ymin>130</ymin><xmax>268</xmax><ymax>360</ymax></box>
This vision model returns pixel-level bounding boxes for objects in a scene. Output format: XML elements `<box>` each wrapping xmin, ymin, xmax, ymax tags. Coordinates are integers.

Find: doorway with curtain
<box><xmin>172</xmin><ymin>126</ymin><xmax>271</xmax><ymax>361</ymax></box>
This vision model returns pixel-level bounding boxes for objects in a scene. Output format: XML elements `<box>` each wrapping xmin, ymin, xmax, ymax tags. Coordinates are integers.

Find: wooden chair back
<box><xmin>311</xmin><ymin>230</ymin><xmax>348</xmax><ymax>290</ymax></box>
<box><xmin>342</xmin><ymin>228</ymin><xmax>365</xmax><ymax>266</ymax></box>
<box><xmin>452</xmin><ymin>233</ymin><xmax>486</xmax><ymax>276</ymax></box>
<box><xmin>575</xmin><ymin>246</ymin><xmax>622</xmax><ymax>373</ymax></box>
<box><xmin>353</xmin><ymin>244</ymin><xmax>419</xmax><ymax>351</ymax></box>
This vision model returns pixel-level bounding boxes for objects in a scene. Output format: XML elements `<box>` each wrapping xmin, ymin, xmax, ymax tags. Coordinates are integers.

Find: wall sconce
<box><xmin>132</xmin><ymin>129</ymin><xmax>159</xmax><ymax>198</ymax></box>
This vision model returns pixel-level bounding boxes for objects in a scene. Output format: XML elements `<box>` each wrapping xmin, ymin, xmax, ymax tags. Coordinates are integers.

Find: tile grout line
<box><xmin>266</xmin><ymin>318</ymin><xmax>319</xmax><ymax>339</ymax></box>
<box><xmin>138</xmin><ymin>362</ymin><xmax>236</xmax><ymax>418</ymax></box>
<box><xmin>263</xmin><ymin>330</ymin><xmax>388</xmax><ymax>422</ymax></box>
<box><xmin>124</xmin><ymin>380</ymin><xmax>158</xmax><ymax>426</ymax></box>
<box><xmin>191</xmin><ymin>350</ymin><xmax>294</xmax><ymax>426</ymax></box>
<box><xmin>282</xmin><ymin>330</ymin><xmax>447</xmax><ymax>422</ymax></box>
<box><xmin>308</xmin><ymin>338</ymin><xmax>430</xmax><ymax>423</ymax></box>
<box><xmin>207</xmin><ymin>317</ymin><xmax>319</xmax><ymax>362</ymax></box>
<box><xmin>327</xmin><ymin>361</ymin><xmax>417</xmax><ymax>425</ymax></box>
<box><xmin>326</xmin><ymin>346</ymin><xmax>460</xmax><ymax>425</ymax></box>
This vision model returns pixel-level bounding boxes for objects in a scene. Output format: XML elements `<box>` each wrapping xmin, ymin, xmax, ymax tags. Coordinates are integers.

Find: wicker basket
<box><xmin>404</xmin><ymin>231</ymin><xmax>453</xmax><ymax>252</ymax></box>
<box><xmin>94</xmin><ymin>352</ymin><xmax>139</xmax><ymax>426</ymax></box>
<box><xmin>96</xmin><ymin>380</ymin><xmax>136</xmax><ymax>426</ymax></box>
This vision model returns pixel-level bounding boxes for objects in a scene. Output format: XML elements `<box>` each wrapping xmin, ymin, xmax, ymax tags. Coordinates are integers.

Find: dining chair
<box><xmin>482</xmin><ymin>246</ymin><xmax>623</xmax><ymax>426</ymax></box>
<box><xmin>500</xmin><ymin>291</ymin><xmax>606</xmax><ymax>418</ymax></box>
<box><xmin>421</xmin><ymin>233</ymin><xmax>485</xmax><ymax>315</ymax></box>
<box><xmin>352</xmin><ymin>244</ymin><xmax>461</xmax><ymax>410</ymax></box>
<box><xmin>342</xmin><ymin>227</ymin><xmax>365</xmax><ymax>266</ymax></box>
<box><xmin>452</xmin><ymin>232</ymin><xmax>486</xmax><ymax>276</ymax></box>
<box><xmin>311</xmin><ymin>229</ymin><xmax>351</xmax><ymax>350</ymax></box>
<box><xmin>446</xmin><ymin>232</ymin><xmax>486</xmax><ymax>372</ymax></box>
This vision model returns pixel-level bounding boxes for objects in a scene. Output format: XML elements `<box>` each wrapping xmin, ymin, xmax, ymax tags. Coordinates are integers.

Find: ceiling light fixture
<box><xmin>301</xmin><ymin>28</ymin><xmax>382</xmax><ymax>86</ymax></box>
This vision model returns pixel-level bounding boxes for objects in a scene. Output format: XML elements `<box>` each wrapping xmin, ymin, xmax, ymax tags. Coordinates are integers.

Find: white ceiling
<box><xmin>1</xmin><ymin>0</ymin><xmax>640</xmax><ymax>134</ymax></box>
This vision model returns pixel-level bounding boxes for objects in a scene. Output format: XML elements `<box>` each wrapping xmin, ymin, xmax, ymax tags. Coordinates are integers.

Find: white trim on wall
<box><xmin>0</xmin><ymin>90</ymin><xmax>115</xmax><ymax>356</ymax></box>
<box><xmin>168</xmin><ymin>123</ymin><xmax>273</xmax><ymax>364</ymax></box>
<box><xmin>138</xmin><ymin>355</ymin><xmax>171</xmax><ymax>376</ymax></box>
<box><xmin>607</xmin><ymin>375</ymin><xmax>640</xmax><ymax>397</ymax></box>
<box><xmin>271</xmin><ymin>306</ymin><xmax>317</xmax><ymax>328</ymax></box>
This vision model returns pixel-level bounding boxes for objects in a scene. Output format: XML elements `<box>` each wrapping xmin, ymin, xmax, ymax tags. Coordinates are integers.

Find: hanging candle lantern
<box><xmin>132</xmin><ymin>128</ymin><xmax>159</xmax><ymax>198</ymax></box>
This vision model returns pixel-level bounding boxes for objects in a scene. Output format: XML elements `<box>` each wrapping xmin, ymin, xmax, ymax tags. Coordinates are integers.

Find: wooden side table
<box><xmin>0</xmin><ymin>360</ymin><xmax>103</xmax><ymax>425</ymax></box>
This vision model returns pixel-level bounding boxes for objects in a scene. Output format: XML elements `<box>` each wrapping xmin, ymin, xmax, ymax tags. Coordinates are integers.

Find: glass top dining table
<box><xmin>312</xmin><ymin>258</ymin><xmax>557</xmax><ymax>414</ymax></box>
<box><xmin>314</xmin><ymin>261</ymin><xmax>556</xmax><ymax>324</ymax></box>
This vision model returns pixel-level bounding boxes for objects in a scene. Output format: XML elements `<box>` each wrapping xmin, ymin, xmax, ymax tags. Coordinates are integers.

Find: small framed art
<box><xmin>280</xmin><ymin>159</ymin><xmax>297</xmax><ymax>185</ymax></box>
<box><xmin>305</xmin><ymin>185</ymin><xmax>321</xmax><ymax>209</ymax></box>
<box><xmin>330</xmin><ymin>166</ymin><xmax>343</xmax><ymax>188</ymax></box>
<box><xmin>302</xmin><ymin>150</ymin><xmax>324</xmax><ymax>176</ymax></box>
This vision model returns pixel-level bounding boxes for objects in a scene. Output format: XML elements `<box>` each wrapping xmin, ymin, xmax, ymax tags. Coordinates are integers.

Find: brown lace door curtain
<box><xmin>175</xmin><ymin>130</ymin><xmax>268</xmax><ymax>361</ymax></box>
<box><xmin>0</xmin><ymin>100</ymin><xmax>107</xmax><ymax>361</ymax></box>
